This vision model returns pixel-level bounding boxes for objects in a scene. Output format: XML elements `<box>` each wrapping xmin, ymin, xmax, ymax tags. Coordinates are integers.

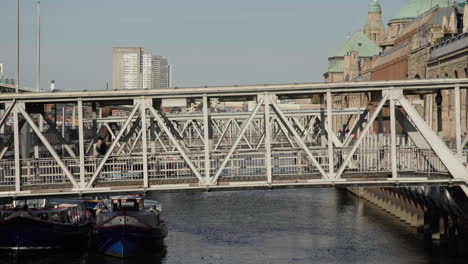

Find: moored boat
<box><xmin>93</xmin><ymin>196</ymin><xmax>168</xmax><ymax>258</ymax></box>
<box><xmin>0</xmin><ymin>199</ymin><xmax>92</xmax><ymax>250</ymax></box>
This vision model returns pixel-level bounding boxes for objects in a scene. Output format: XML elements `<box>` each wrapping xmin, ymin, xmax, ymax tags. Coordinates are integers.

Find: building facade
<box><xmin>112</xmin><ymin>47</ymin><xmax>171</xmax><ymax>90</ymax></box>
<box><xmin>324</xmin><ymin>0</ymin><xmax>468</xmax><ymax>140</ymax></box>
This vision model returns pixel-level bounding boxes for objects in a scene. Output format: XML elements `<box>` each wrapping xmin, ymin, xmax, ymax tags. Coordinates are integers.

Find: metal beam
<box><xmin>326</xmin><ymin>91</ymin><xmax>334</xmax><ymax>177</ymax></box>
<box><xmin>390</xmin><ymin>98</ymin><xmax>398</xmax><ymax>178</ymax></box>
<box><xmin>3</xmin><ymin>79</ymin><xmax>468</xmax><ymax>104</ymax></box>
<box><xmin>141</xmin><ymin>100</ymin><xmax>149</xmax><ymax>188</ymax></box>
<box><xmin>455</xmin><ymin>85</ymin><xmax>462</xmax><ymax>156</ymax></box>
<box><xmin>264</xmin><ymin>94</ymin><xmax>272</xmax><ymax>184</ymax></box>
<box><xmin>203</xmin><ymin>96</ymin><xmax>211</xmax><ymax>182</ymax></box>
<box><xmin>13</xmin><ymin>107</ymin><xmax>21</xmax><ymax>192</ymax></box>
<box><xmin>78</xmin><ymin>99</ymin><xmax>85</xmax><ymax>187</ymax></box>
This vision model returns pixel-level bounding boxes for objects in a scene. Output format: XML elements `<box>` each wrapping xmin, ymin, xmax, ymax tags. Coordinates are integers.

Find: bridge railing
<box><xmin>0</xmin><ymin>147</ymin><xmax>451</xmax><ymax>189</ymax></box>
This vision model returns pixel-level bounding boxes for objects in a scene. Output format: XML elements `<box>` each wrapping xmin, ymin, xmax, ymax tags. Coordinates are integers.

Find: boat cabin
<box><xmin>0</xmin><ymin>199</ymin><xmax>88</xmax><ymax>224</ymax></box>
<box><xmin>111</xmin><ymin>197</ymin><xmax>144</xmax><ymax>212</ymax></box>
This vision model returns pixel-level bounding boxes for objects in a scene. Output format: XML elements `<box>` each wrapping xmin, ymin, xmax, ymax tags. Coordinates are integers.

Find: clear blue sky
<box><xmin>0</xmin><ymin>0</ymin><xmax>409</xmax><ymax>90</ymax></box>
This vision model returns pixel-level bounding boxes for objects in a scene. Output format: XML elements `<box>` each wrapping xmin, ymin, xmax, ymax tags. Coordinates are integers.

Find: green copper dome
<box><xmin>327</xmin><ymin>32</ymin><xmax>381</xmax><ymax>73</ymax></box>
<box><xmin>333</xmin><ymin>32</ymin><xmax>381</xmax><ymax>57</ymax></box>
<box><xmin>391</xmin><ymin>0</ymin><xmax>453</xmax><ymax>22</ymax></box>
<box><xmin>369</xmin><ymin>0</ymin><xmax>382</xmax><ymax>13</ymax></box>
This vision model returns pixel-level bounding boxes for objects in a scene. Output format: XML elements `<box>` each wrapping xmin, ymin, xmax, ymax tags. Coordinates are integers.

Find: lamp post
<box><xmin>37</xmin><ymin>1</ymin><xmax>41</xmax><ymax>92</ymax></box>
<box><xmin>16</xmin><ymin>0</ymin><xmax>20</xmax><ymax>93</ymax></box>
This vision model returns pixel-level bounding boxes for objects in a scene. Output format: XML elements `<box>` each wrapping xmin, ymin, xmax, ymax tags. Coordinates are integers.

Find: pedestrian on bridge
<box><xmin>96</xmin><ymin>137</ymin><xmax>108</xmax><ymax>156</ymax></box>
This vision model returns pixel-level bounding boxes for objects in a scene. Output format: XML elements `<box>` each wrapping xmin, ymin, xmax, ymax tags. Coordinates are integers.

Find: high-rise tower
<box><xmin>364</xmin><ymin>0</ymin><xmax>385</xmax><ymax>46</ymax></box>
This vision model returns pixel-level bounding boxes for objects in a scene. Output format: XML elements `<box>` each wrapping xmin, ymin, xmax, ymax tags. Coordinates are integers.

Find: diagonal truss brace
<box><xmin>210</xmin><ymin>97</ymin><xmax>265</xmax><ymax>184</ymax></box>
<box><xmin>269</xmin><ymin>96</ymin><xmax>329</xmax><ymax>179</ymax></box>
<box><xmin>395</xmin><ymin>90</ymin><xmax>468</xmax><ymax>180</ymax></box>
<box><xmin>335</xmin><ymin>93</ymin><xmax>389</xmax><ymax>179</ymax></box>
<box><xmin>86</xmin><ymin>102</ymin><xmax>141</xmax><ymax>188</ymax></box>
<box><xmin>17</xmin><ymin>105</ymin><xmax>81</xmax><ymax>189</ymax></box>
<box><xmin>145</xmin><ymin>101</ymin><xmax>206</xmax><ymax>185</ymax></box>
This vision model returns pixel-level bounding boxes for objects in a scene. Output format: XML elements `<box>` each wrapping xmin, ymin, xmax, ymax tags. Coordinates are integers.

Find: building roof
<box><xmin>328</xmin><ymin>58</ymin><xmax>344</xmax><ymax>73</ymax></box>
<box><xmin>326</xmin><ymin>32</ymin><xmax>381</xmax><ymax>73</ymax></box>
<box><xmin>372</xmin><ymin>42</ymin><xmax>410</xmax><ymax>70</ymax></box>
<box><xmin>390</xmin><ymin>0</ymin><xmax>453</xmax><ymax>23</ymax></box>
<box><xmin>333</xmin><ymin>32</ymin><xmax>382</xmax><ymax>57</ymax></box>
<box><xmin>369</xmin><ymin>0</ymin><xmax>382</xmax><ymax>13</ymax></box>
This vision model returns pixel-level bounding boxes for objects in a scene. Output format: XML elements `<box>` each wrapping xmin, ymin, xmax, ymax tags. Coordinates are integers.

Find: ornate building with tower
<box><xmin>324</xmin><ymin>0</ymin><xmax>468</xmax><ymax>140</ymax></box>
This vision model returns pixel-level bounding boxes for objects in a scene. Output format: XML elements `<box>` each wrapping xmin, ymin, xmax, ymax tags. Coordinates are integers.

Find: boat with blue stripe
<box><xmin>93</xmin><ymin>196</ymin><xmax>168</xmax><ymax>258</ymax></box>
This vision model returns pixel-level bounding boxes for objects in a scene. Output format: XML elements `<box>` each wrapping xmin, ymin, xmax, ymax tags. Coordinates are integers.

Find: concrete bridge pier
<box><xmin>350</xmin><ymin>187</ymin><xmax>468</xmax><ymax>251</ymax></box>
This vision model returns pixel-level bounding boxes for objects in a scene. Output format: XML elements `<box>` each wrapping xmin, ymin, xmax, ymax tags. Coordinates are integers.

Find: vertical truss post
<box><xmin>455</xmin><ymin>84</ymin><xmax>462</xmax><ymax>156</ymax></box>
<box><xmin>203</xmin><ymin>96</ymin><xmax>211</xmax><ymax>182</ymax></box>
<box><xmin>140</xmin><ymin>99</ymin><xmax>149</xmax><ymax>188</ymax></box>
<box><xmin>92</xmin><ymin>102</ymin><xmax>98</xmax><ymax>156</ymax></box>
<box><xmin>428</xmin><ymin>94</ymin><xmax>433</xmax><ymax>129</ymax></box>
<box><xmin>264</xmin><ymin>94</ymin><xmax>272</xmax><ymax>184</ymax></box>
<box><xmin>34</xmin><ymin>113</ymin><xmax>44</xmax><ymax>159</ymax></box>
<box><xmin>320</xmin><ymin>94</ymin><xmax>326</xmax><ymax>147</ymax></box>
<box><xmin>13</xmin><ymin>106</ymin><xmax>21</xmax><ymax>192</ymax></box>
<box><xmin>78</xmin><ymin>99</ymin><xmax>85</xmax><ymax>187</ymax></box>
<box><xmin>390</xmin><ymin>97</ymin><xmax>398</xmax><ymax>178</ymax></box>
<box><xmin>326</xmin><ymin>91</ymin><xmax>334</xmax><ymax>177</ymax></box>
<box><xmin>150</xmin><ymin>117</ymin><xmax>156</xmax><ymax>154</ymax></box>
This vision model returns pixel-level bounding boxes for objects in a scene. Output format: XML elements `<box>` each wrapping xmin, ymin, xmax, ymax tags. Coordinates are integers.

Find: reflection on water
<box><xmin>0</xmin><ymin>244</ymin><xmax>167</xmax><ymax>264</ymax></box>
<box><xmin>0</xmin><ymin>189</ymin><xmax>466</xmax><ymax>264</ymax></box>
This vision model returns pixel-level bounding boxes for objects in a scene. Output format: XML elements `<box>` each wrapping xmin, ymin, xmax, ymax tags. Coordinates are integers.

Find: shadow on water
<box><xmin>0</xmin><ymin>242</ymin><xmax>167</xmax><ymax>264</ymax></box>
<box><xmin>334</xmin><ymin>188</ymin><xmax>468</xmax><ymax>264</ymax></box>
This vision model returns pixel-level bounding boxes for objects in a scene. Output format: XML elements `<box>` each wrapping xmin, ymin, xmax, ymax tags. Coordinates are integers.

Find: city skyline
<box><xmin>0</xmin><ymin>0</ymin><xmax>409</xmax><ymax>90</ymax></box>
<box><xmin>112</xmin><ymin>47</ymin><xmax>170</xmax><ymax>90</ymax></box>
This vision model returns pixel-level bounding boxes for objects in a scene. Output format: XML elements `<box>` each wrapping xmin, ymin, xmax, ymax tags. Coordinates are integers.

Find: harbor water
<box><xmin>0</xmin><ymin>188</ymin><xmax>466</xmax><ymax>264</ymax></box>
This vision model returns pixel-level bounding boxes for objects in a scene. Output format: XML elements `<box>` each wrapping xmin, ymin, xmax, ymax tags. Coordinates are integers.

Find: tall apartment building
<box><xmin>112</xmin><ymin>47</ymin><xmax>171</xmax><ymax>90</ymax></box>
<box><xmin>152</xmin><ymin>56</ymin><xmax>170</xmax><ymax>89</ymax></box>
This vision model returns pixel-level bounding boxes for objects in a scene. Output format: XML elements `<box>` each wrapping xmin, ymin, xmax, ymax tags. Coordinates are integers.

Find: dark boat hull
<box><xmin>93</xmin><ymin>224</ymin><xmax>168</xmax><ymax>258</ymax></box>
<box><xmin>0</xmin><ymin>217</ymin><xmax>92</xmax><ymax>250</ymax></box>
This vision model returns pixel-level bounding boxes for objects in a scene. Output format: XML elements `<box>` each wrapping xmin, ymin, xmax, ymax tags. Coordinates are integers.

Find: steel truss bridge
<box><xmin>0</xmin><ymin>79</ymin><xmax>467</xmax><ymax>198</ymax></box>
